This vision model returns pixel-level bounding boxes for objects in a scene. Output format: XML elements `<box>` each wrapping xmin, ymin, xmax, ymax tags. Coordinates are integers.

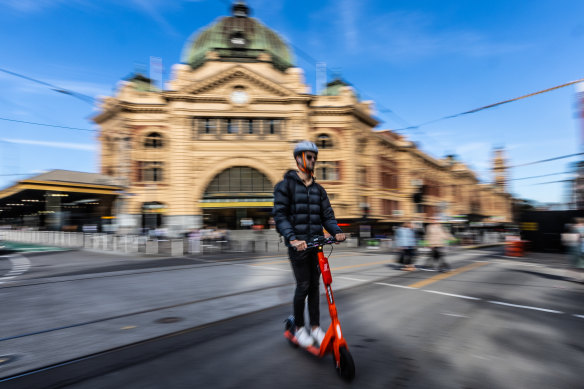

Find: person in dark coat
<box><xmin>273</xmin><ymin>140</ymin><xmax>346</xmax><ymax>348</ymax></box>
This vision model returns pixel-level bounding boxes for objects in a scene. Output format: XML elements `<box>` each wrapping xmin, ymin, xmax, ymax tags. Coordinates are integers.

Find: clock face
<box><xmin>230</xmin><ymin>36</ymin><xmax>246</xmax><ymax>46</ymax></box>
<box><xmin>231</xmin><ymin>90</ymin><xmax>249</xmax><ymax>104</ymax></box>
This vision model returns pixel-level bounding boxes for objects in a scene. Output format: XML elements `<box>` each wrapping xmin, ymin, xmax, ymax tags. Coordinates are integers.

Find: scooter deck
<box><xmin>284</xmin><ymin>330</ymin><xmax>321</xmax><ymax>356</ymax></box>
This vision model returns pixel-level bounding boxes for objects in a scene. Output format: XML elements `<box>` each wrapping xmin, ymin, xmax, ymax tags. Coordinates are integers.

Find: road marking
<box><xmin>488</xmin><ymin>301</ymin><xmax>563</xmax><ymax>314</ymax></box>
<box><xmin>408</xmin><ymin>261</ymin><xmax>488</xmax><ymax>289</ymax></box>
<box><xmin>441</xmin><ymin>312</ymin><xmax>469</xmax><ymax>318</ymax></box>
<box><xmin>374</xmin><ymin>282</ymin><xmax>416</xmax><ymax>289</ymax></box>
<box><xmin>0</xmin><ymin>254</ymin><xmax>30</xmax><ymax>283</ymax></box>
<box><xmin>337</xmin><ymin>276</ymin><xmax>368</xmax><ymax>282</ymax></box>
<box><xmin>121</xmin><ymin>325</ymin><xmax>137</xmax><ymax>330</ymax></box>
<box><xmin>573</xmin><ymin>314</ymin><xmax>584</xmax><ymax>319</ymax></box>
<box><xmin>423</xmin><ymin>290</ymin><xmax>481</xmax><ymax>300</ymax></box>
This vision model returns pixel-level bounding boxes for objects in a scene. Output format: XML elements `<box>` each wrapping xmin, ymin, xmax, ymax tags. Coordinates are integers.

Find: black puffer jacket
<box><xmin>273</xmin><ymin>170</ymin><xmax>342</xmax><ymax>246</ymax></box>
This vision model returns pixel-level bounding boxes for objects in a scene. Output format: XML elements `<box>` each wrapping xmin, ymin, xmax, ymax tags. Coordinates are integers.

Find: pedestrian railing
<box><xmin>0</xmin><ymin>230</ymin><xmax>291</xmax><ymax>257</ymax></box>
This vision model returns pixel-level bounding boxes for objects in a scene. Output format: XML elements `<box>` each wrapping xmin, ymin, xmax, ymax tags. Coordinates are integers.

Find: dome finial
<box><xmin>232</xmin><ymin>1</ymin><xmax>250</xmax><ymax>17</ymax></box>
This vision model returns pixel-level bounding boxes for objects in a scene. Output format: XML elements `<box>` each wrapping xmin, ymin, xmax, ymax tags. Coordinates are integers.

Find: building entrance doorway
<box><xmin>200</xmin><ymin>166</ymin><xmax>274</xmax><ymax>229</ymax></box>
<box><xmin>141</xmin><ymin>201</ymin><xmax>165</xmax><ymax>231</ymax></box>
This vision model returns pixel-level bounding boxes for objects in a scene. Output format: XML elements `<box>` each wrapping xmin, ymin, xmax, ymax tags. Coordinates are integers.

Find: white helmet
<box><xmin>293</xmin><ymin>141</ymin><xmax>318</xmax><ymax>157</ymax></box>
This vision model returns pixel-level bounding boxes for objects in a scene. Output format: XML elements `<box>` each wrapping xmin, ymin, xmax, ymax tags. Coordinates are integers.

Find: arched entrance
<box><xmin>200</xmin><ymin>166</ymin><xmax>274</xmax><ymax>229</ymax></box>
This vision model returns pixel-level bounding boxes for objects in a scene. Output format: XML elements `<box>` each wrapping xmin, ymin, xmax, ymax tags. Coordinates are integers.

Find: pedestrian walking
<box><xmin>564</xmin><ymin>219</ymin><xmax>584</xmax><ymax>282</ymax></box>
<box><xmin>425</xmin><ymin>218</ymin><xmax>453</xmax><ymax>272</ymax></box>
<box><xmin>395</xmin><ymin>222</ymin><xmax>416</xmax><ymax>271</ymax></box>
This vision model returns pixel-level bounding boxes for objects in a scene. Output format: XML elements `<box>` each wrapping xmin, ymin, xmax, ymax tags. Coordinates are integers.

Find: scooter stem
<box><xmin>316</xmin><ymin>248</ymin><xmax>348</xmax><ymax>359</ymax></box>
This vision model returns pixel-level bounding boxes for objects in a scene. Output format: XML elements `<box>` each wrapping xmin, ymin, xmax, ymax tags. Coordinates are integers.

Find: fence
<box><xmin>0</xmin><ymin>230</ymin><xmax>293</xmax><ymax>257</ymax></box>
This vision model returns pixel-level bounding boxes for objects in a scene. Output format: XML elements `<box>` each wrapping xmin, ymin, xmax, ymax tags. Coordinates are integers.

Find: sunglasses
<box><xmin>304</xmin><ymin>154</ymin><xmax>317</xmax><ymax>161</ymax></box>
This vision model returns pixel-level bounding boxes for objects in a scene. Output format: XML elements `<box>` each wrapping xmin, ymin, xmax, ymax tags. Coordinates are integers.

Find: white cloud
<box><xmin>1</xmin><ymin>138</ymin><xmax>96</xmax><ymax>151</ymax></box>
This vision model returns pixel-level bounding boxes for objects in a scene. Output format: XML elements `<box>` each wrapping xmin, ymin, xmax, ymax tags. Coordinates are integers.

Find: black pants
<box><xmin>400</xmin><ymin>248</ymin><xmax>415</xmax><ymax>265</ymax></box>
<box><xmin>289</xmin><ymin>247</ymin><xmax>320</xmax><ymax>328</ymax></box>
<box><xmin>431</xmin><ymin>247</ymin><xmax>449</xmax><ymax>268</ymax></box>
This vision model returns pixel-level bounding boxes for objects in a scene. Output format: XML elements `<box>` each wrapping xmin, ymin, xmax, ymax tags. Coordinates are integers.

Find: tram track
<box><xmin>0</xmin><ymin>280</ymin><xmax>294</xmax><ymax>343</ymax></box>
<box><xmin>0</xmin><ymin>301</ymin><xmax>291</xmax><ymax>389</ymax></box>
<box><xmin>0</xmin><ymin>253</ymin><xmax>292</xmax><ymax>290</ymax></box>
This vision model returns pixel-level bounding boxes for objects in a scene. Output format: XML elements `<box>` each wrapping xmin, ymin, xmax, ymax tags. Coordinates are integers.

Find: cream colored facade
<box><xmin>93</xmin><ymin>3</ymin><xmax>511</xmax><ymax>234</ymax></box>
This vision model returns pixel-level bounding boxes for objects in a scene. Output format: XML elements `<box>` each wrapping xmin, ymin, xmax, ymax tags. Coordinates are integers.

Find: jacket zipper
<box><xmin>307</xmin><ymin>184</ymin><xmax>312</xmax><ymax>241</ymax></box>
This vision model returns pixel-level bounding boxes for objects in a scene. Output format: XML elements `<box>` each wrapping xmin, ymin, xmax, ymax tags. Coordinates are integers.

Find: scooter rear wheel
<box><xmin>335</xmin><ymin>346</ymin><xmax>355</xmax><ymax>381</ymax></box>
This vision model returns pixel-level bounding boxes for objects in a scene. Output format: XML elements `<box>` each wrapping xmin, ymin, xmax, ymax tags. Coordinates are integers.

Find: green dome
<box><xmin>319</xmin><ymin>78</ymin><xmax>360</xmax><ymax>98</ymax></box>
<box><xmin>181</xmin><ymin>2</ymin><xmax>293</xmax><ymax>71</ymax></box>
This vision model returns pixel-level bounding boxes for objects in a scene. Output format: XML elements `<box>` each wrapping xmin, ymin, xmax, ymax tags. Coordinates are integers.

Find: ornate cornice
<box><xmin>119</xmin><ymin>102</ymin><xmax>167</xmax><ymax>113</ymax></box>
<box><xmin>309</xmin><ymin>106</ymin><xmax>378</xmax><ymax>127</ymax></box>
<box><xmin>180</xmin><ymin>65</ymin><xmax>296</xmax><ymax>97</ymax></box>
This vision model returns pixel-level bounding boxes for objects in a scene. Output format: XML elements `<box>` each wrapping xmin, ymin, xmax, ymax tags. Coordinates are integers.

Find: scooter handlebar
<box><xmin>304</xmin><ymin>236</ymin><xmax>337</xmax><ymax>249</ymax></box>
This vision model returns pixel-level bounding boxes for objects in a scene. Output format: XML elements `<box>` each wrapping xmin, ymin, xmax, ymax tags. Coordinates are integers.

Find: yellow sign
<box><xmin>520</xmin><ymin>222</ymin><xmax>538</xmax><ymax>231</ymax></box>
<box><xmin>201</xmin><ymin>201</ymin><xmax>273</xmax><ymax>208</ymax></box>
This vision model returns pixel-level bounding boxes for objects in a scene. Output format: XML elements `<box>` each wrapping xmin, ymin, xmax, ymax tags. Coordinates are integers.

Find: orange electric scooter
<box><xmin>284</xmin><ymin>236</ymin><xmax>355</xmax><ymax>381</ymax></box>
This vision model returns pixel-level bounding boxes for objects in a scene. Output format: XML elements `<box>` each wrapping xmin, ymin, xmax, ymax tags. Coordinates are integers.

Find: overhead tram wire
<box><xmin>508</xmin><ymin>171</ymin><xmax>572</xmax><ymax>182</ymax></box>
<box><xmin>531</xmin><ymin>179</ymin><xmax>573</xmax><ymax>186</ymax></box>
<box><xmin>395</xmin><ymin>77</ymin><xmax>584</xmax><ymax>132</ymax></box>
<box><xmin>509</xmin><ymin>152</ymin><xmax>584</xmax><ymax>168</ymax></box>
<box><xmin>0</xmin><ymin>67</ymin><xmax>96</xmax><ymax>105</ymax></box>
<box><xmin>0</xmin><ymin>117</ymin><xmax>96</xmax><ymax>133</ymax></box>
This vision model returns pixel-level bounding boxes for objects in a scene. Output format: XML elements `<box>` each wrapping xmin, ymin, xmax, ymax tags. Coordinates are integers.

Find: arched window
<box><xmin>204</xmin><ymin>167</ymin><xmax>272</xmax><ymax>196</ymax></box>
<box><xmin>144</xmin><ymin>132</ymin><xmax>164</xmax><ymax>148</ymax></box>
<box><xmin>317</xmin><ymin>134</ymin><xmax>333</xmax><ymax>149</ymax></box>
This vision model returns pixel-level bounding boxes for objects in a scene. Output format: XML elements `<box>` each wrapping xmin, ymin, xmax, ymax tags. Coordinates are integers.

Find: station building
<box><xmin>1</xmin><ymin>1</ymin><xmax>512</xmax><ymax>234</ymax></box>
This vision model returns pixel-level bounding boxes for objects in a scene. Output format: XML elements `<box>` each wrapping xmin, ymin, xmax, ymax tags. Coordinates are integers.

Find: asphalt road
<box><xmin>2</xmin><ymin>247</ymin><xmax>581</xmax><ymax>389</ymax></box>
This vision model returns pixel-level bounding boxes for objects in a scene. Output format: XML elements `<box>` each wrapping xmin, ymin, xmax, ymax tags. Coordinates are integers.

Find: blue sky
<box><xmin>0</xmin><ymin>0</ymin><xmax>583</xmax><ymax>204</ymax></box>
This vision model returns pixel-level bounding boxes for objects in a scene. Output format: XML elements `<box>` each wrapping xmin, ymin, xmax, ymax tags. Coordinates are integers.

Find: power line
<box><xmin>508</xmin><ymin>171</ymin><xmax>571</xmax><ymax>182</ymax></box>
<box><xmin>510</xmin><ymin>152</ymin><xmax>584</xmax><ymax>168</ymax></box>
<box><xmin>0</xmin><ymin>67</ymin><xmax>96</xmax><ymax>105</ymax></box>
<box><xmin>0</xmin><ymin>117</ymin><xmax>96</xmax><ymax>133</ymax></box>
<box><xmin>531</xmin><ymin>179</ymin><xmax>573</xmax><ymax>186</ymax></box>
<box><xmin>395</xmin><ymin>77</ymin><xmax>584</xmax><ymax>132</ymax></box>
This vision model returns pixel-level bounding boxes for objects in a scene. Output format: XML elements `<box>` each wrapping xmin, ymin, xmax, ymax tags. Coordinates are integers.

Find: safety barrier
<box><xmin>0</xmin><ymin>230</ymin><xmax>287</xmax><ymax>256</ymax></box>
<box><xmin>505</xmin><ymin>240</ymin><xmax>525</xmax><ymax>257</ymax></box>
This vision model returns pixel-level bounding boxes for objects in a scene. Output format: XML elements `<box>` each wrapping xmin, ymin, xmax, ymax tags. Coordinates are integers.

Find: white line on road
<box><xmin>0</xmin><ymin>254</ymin><xmax>31</xmax><ymax>283</ymax></box>
<box><xmin>441</xmin><ymin>312</ymin><xmax>470</xmax><ymax>318</ymax></box>
<box><xmin>374</xmin><ymin>282</ymin><xmax>417</xmax><ymax>289</ymax></box>
<box><xmin>573</xmin><ymin>314</ymin><xmax>584</xmax><ymax>319</ymax></box>
<box><xmin>423</xmin><ymin>290</ymin><xmax>482</xmax><ymax>300</ymax></box>
<box><xmin>337</xmin><ymin>276</ymin><xmax>368</xmax><ymax>282</ymax></box>
<box><xmin>488</xmin><ymin>301</ymin><xmax>563</xmax><ymax>314</ymax></box>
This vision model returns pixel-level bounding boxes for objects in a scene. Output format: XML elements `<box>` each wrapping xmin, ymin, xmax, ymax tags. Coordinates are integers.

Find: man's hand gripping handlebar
<box><xmin>291</xmin><ymin>233</ymin><xmax>346</xmax><ymax>251</ymax></box>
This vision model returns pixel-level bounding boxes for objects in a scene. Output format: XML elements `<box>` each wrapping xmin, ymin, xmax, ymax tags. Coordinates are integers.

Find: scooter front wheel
<box><xmin>335</xmin><ymin>346</ymin><xmax>355</xmax><ymax>381</ymax></box>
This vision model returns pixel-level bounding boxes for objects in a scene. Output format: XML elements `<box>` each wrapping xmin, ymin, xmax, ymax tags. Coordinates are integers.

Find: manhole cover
<box><xmin>0</xmin><ymin>355</ymin><xmax>18</xmax><ymax>365</ymax></box>
<box><xmin>155</xmin><ymin>317</ymin><xmax>183</xmax><ymax>324</ymax></box>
